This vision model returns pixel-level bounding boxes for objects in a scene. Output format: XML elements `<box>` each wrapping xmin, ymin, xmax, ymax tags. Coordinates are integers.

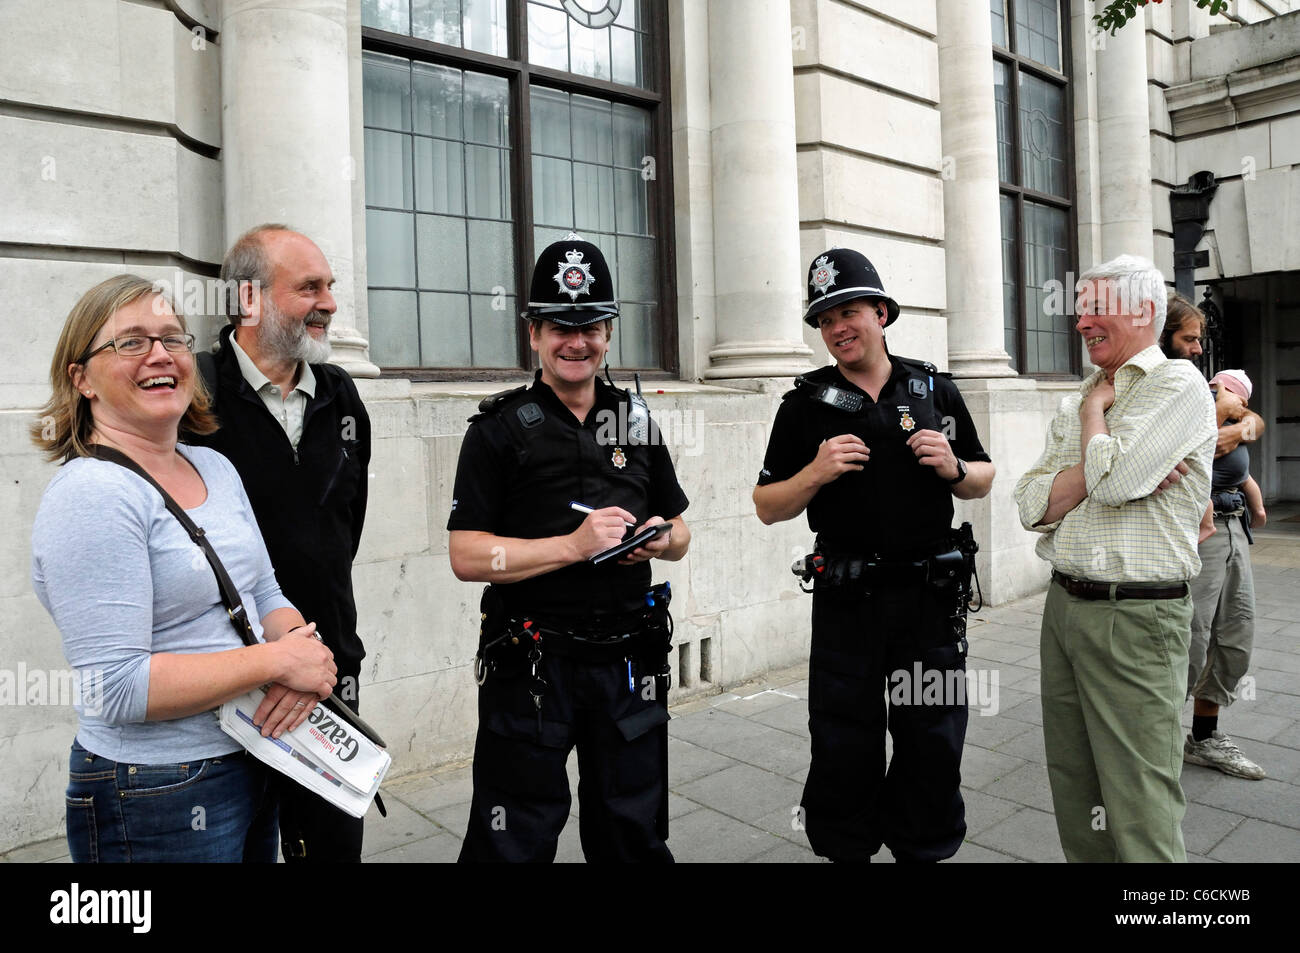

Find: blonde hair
<box><xmin>31</xmin><ymin>274</ymin><xmax>217</xmax><ymax>462</ymax></box>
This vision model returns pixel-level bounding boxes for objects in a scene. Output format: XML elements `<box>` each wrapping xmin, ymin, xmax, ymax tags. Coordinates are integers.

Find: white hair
<box><xmin>1078</xmin><ymin>254</ymin><xmax>1168</xmax><ymax>338</ymax></box>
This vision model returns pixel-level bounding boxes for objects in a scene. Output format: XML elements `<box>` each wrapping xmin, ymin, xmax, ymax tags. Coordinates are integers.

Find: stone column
<box><xmin>702</xmin><ymin>0</ymin><xmax>812</xmax><ymax>379</ymax></box>
<box><xmin>937</xmin><ymin>0</ymin><xmax>1017</xmax><ymax>379</ymax></box>
<box><xmin>1096</xmin><ymin>16</ymin><xmax>1154</xmax><ymax>262</ymax></box>
<box><xmin>220</xmin><ymin>0</ymin><xmax>379</xmax><ymax>377</ymax></box>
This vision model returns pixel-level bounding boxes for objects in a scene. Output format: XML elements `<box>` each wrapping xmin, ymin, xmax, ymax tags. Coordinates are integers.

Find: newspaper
<box><xmin>220</xmin><ymin>689</ymin><xmax>392</xmax><ymax>819</ymax></box>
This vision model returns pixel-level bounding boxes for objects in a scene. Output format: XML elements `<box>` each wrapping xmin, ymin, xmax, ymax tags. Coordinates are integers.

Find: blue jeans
<box><xmin>65</xmin><ymin>740</ymin><xmax>278</xmax><ymax>863</ymax></box>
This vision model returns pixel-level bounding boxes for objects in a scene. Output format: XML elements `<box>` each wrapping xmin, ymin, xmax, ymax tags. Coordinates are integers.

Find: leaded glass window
<box><xmin>361</xmin><ymin>0</ymin><xmax>672</xmax><ymax>377</ymax></box>
<box><xmin>993</xmin><ymin>0</ymin><xmax>1076</xmax><ymax>376</ymax></box>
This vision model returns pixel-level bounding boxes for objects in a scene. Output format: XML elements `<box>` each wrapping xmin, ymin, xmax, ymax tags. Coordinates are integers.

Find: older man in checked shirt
<box><xmin>1014</xmin><ymin>255</ymin><xmax>1216</xmax><ymax>863</ymax></box>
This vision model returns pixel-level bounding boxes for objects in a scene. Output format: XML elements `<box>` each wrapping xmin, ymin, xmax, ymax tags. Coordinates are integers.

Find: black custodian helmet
<box><xmin>803</xmin><ymin>248</ymin><xmax>900</xmax><ymax>328</ymax></box>
<box><xmin>522</xmin><ymin>235</ymin><xmax>619</xmax><ymax>327</ymax></box>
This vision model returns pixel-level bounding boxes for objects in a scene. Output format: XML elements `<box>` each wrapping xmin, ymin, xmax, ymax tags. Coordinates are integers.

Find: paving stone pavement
<box><xmin>6</xmin><ymin>531</ymin><xmax>1297</xmax><ymax>864</ymax></box>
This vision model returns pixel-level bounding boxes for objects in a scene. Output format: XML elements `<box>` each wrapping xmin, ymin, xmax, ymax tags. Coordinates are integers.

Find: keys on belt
<box><xmin>1051</xmin><ymin>570</ymin><xmax>1187</xmax><ymax>601</ymax></box>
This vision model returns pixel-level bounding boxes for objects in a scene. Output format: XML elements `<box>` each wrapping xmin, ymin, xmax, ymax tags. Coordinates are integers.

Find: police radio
<box><xmin>627</xmin><ymin>373</ymin><xmax>651</xmax><ymax>444</ymax></box>
<box><xmin>793</xmin><ymin>377</ymin><xmax>864</xmax><ymax>413</ymax></box>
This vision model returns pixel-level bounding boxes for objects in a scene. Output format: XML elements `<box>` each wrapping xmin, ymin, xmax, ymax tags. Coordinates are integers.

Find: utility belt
<box><xmin>474</xmin><ymin>584</ymin><xmax>674</xmax><ymax>727</ymax></box>
<box><xmin>795</xmin><ymin>523</ymin><xmax>981</xmax><ymax>602</ymax></box>
<box><xmin>794</xmin><ymin>523</ymin><xmax>982</xmax><ymax>645</ymax></box>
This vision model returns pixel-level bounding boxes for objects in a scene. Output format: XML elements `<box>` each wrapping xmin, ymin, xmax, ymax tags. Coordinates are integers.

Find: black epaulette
<box><xmin>894</xmin><ymin>355</ymin><xmax>943</xmax><ymax>402</ymax></box>
<box><xmin>894</xmin><ymin>356</ymin><xmax>939</xmax><ymax>377</ymax></box>
<box><xmin>468</xmin><ymin>385</ymin><xmax>528</xmax><ymax>423</ymax></box>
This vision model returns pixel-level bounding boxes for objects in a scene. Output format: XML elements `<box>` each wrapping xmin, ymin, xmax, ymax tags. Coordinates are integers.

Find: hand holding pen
<box><xmin>567</xmin><ymin>500</ymin><xmax>638</xmax><ymax>561</ymax></box>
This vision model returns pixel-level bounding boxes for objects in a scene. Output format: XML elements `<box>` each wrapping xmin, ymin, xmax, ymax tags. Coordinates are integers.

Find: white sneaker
<box><xmin>1183</xmin><ymin>731</ymin><xmax>1266</xmax><ymax>780</ymax></box>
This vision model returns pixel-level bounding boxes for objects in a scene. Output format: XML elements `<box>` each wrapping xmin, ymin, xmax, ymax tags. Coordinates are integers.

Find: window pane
<box><xmin>471</xmin><ymin>294</ymin><xmax>517</xmax><ymax>366</ymax></box>
<box><xmin>464</xmin><ymin>72</ymin><xmax>509</xmax><ymax>146</ymax></box>
<box><xmin>613</xmin><ymin>104</ymin><xmax>649</xmax><ymax>168</ymax></box>
<box><xmin>412</xmin><ymin>0</ymin><xmax>461</xmax><ymax>45</ymax></box>
<box><xmin>1000</xmin><ymin>193</ymin><xmax>1019</xmax><ymax>372</ymax></box>
<box><xmin>416</xmin><ymin>214</ymin><xmax>468</xmax><ymax>291</ymax></box>
<box><xmin>531</xmin><ymin>87</ymin><xmax>571</xmax><ymax>157</ymax></box>
<box><xmin>588</xmin><ymin>232</ymin><xmax>618</xmax><ymax>296</ymax></box>
<box><xmin>615</xmin><ymin>169</ymin><xmax>649</xmax><ymax>235</ymax></box>
<box><xmin>528</xmin><ymin>3</ymin><xmax>569</xmax><ymax>70</ymax></box>
<box><xmin>1022</xmin><ymin>201</ymin><xmax>1070</xmax><ymax>374</ymax></box>
<box><xmin>611</xmin><ymin>27</ymin><xmax>638</xmax><ymax>86</ymax></box>
<box><xmin>991</xmin><ymin>0</ymin><xmax>1007</xmax><ymax>48</ymax></box>
<box><xmin>617</xmin><ymin>235</ymin><xmax>656</xmax><ymax>303</ymax></box>
<box><xmin>534</xmin><ymin>225</ymin><xmax>574</xmax><ymax>252</ymax></box>
<box><xmin>1014</xmin><ymin>0</ymin><xmax>1061</xmax><ymax>71</ymax></box>
<box><xmin>569</xmin><ymin>17</ymin><xmax>612</xmax><ymax>82</ymax></box>
<box><xmin>533</xmin><ymin>155</ymin><xmax>574</xmax><ymax>227</ymax></box>
<box><xmin>466</xmin><ymin>145</ymin><xmax>510</xmax><ymax>219</ymax></box>
<box><xmin>467</xmin><ymin>219</ymin><xmax>514</xmax><ymax>294</ymax></box>
<box><xmin>415</xmin><ymin>137</ymin><xmax>465</xmax><ymax>214</ymax></box>
<box><xmin>363</xmin><ymin>0</ymin><xmax>410</xmax><ymax>34</ymax></box>
<box><xmin>367</xmin><ymin>210</ymin><xmax>417</xmax><ymax>287</ymax></box>
<box><xmin>573</xmin><ymin>162</ymin><xmax>615</xmax><ymax>232</ymax></box>
<box><xmin>418</xmin><ymin>292</ymin><xmax>472</xmax><ymax>366</ymax></box>
<box><xmin>615</xmin><ymin>0</ymin><xmax>640</xmax><ymax>29</ymax></box>
<box><xmin>413</xmin><ymin>63</ymin><xmax>461</xmax><ymax>138</ymax></box>
<box><xmin>365</xmin><ymin>56</ymin><xmax>517</xmax><ymax>368</ymax></box>
<box><xmin>365</xmin><ymin>130</ymin><xmax>413</xmax><ymax>209</ymax></box>
<box><xmin>1018</xmin><ymin>72</ymin><xmax>1067</xmax><ymax>197</ymax></box>
<box><xmin>363</xmin><ymin>54</ymin><xmax>412</xmax><ymax>131</ymax></box>
<box><xmin>616</xmin><ymin>302</ymin><xmax>658</xmax><ymax>368</ymax></box>
<box><xmin>572</xmin><ymin>95</ymin><xmax>613</xmax><ymax>165</ymax></box>
<box><xmin>368</xmin><ymin>290</ymin><xmax>419</xmax><ymax>366</ymax></box>
<box><xmin>994</xmin><ymin>59</ymin><xmax>1013</xmax><ymax>183</ymax></box>
<box><xmin>463</xmin><ymin>0</ymin><xmax>508</xmax><ymax>56</ymax></box>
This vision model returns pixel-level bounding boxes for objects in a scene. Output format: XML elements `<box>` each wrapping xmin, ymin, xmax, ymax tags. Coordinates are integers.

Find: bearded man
<box><xmin>188</xmin><ymin>224</ymin><xmax>372</xmax><ymax>862</ymax></box>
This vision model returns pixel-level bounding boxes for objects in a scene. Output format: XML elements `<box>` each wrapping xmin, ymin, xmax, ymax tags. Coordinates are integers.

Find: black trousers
<box><xmin>802</xmin><ymin>575</ymin><xmax>968</xmax><ymax>862</ymax></box>
<box><xmin>278</xmin><ymin>680</ymin><xmax>365</xmax><ymax>863</ymax></box>
<box><xmin>459</xmin><ymin>646</ymin><xmax>672</xmax><ymax>863</ymax></box>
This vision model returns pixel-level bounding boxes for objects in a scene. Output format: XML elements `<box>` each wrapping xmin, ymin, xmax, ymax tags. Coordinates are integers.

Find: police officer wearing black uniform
<box><xmin>753</xmin><ymin>248</ymin><xmax>995</xmax><ymax>862</ymax></box>
<box><xmin>448</xmin><ymin>237</ymin><xmax>691</xmax><ymax>863</ymax></box>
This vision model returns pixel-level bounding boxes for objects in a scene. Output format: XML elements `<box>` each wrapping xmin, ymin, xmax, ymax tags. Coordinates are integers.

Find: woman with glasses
<box><xmin>30</xmin><ymin>274</ymin><xmax>338</xmax><ymax>862</ymax></box>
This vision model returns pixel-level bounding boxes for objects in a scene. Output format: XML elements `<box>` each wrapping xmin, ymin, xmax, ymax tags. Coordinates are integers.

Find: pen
<box><xmin>569</xmin><ymin>501</ymin><xmax>636</xmax><ymax>530</ymax></box>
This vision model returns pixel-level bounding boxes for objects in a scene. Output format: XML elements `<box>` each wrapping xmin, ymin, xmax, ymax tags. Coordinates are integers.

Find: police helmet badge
<box><xmin>898</xmin><ymin>408</ymin><xmax>916</xmax><ymax>432</ymax></box>
<box><xmin>554</xmin><ymin>248</ymin><xmax>596</xmax><ymax>301</ymax></box>
<box><xmin>611</xmin><ymin>447</ymin><xmax>627</xmax><ymax>469</ymax></box>
<box><xmin>810</xmin><ymin>255</ymin><xmax>838</xmax><ymax>298</ymax></box>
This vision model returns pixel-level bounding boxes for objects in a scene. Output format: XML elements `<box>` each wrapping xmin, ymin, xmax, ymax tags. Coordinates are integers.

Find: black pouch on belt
<box><xmin>475</xmin><ymin>585</ymin><xmax>536</xmax><ymax>683</ymax></box>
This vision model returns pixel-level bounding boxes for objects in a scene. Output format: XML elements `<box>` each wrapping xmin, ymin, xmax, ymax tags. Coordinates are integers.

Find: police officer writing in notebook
<box><xmin>753</xmin><ymin>249</ymin><xmax>994</xmax><ymax>862</ymax></box>
<box><xmin>448</xmin><ymin>237</ymin><xmax>690</xmax><ymax>862</ymax></box>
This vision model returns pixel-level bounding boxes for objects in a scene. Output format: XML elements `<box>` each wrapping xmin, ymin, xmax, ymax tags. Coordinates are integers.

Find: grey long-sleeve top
<box><xmin>32</xmin><ymin>445</ymin><xmax>293</xmax><ymax>764</ymax></box>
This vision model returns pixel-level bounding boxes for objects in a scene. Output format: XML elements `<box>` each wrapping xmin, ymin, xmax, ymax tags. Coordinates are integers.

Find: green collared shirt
<box><xmin>229</xmin><ymin>335</ymin><xmax>316</xmax><ymax>450</ymax></box>
<box><xmin>1013</xmin><ymin>345</ymin><xmax>1216</xmax><ymax>583</ymax></box>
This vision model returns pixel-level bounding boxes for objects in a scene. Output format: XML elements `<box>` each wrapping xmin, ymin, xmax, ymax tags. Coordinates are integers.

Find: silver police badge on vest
<box><xmin>611</xmin><ymin>447</ymin><xmax>627</xmax><ymax>469</ymax></box>
<box><xmin>898</xmin><ymin>407</ymin><xmax>916</xmax><ymax>432</ymax></box>
<box><xmin>554</xmin><ymin>248</ymin><xmax>595</xmax><ymax>301</ymax></box>
<box><xmin>810</xmin><ymin>255</ymin><xmax>838</xmax><ymax>297</ymax></box>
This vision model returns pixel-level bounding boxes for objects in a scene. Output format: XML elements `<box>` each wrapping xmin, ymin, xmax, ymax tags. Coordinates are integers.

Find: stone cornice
<box><xmin>1165</xmin><ymin>55</ymin><xmax>1300</xmax><ymax>136</ymax></box>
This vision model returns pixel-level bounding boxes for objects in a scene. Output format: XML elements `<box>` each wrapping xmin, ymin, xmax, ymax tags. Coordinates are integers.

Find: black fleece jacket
<box><xmin>187</xmin><ymin>324</ymin><xmax>371</xmax><ymax>674</ymax></box>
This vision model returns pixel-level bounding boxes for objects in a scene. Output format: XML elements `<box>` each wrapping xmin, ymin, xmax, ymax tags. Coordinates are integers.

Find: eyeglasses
<box><xmin>78</xmin><ymin>333</ymin><xmax>196</xmax><ymax>362</ymax></box>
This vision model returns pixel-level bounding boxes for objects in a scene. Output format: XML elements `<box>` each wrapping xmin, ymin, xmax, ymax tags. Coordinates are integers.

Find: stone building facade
<box><xmin>0</xmin><ymin>0</ymin><xmax>1295</xmax><ymax>851</ymax></box>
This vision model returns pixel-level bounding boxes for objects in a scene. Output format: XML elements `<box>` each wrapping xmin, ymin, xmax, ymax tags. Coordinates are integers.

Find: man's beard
<box><xmin>260</xmin><ymin>298</ymin><xmax>332</xmax><ymax>365</ymax></box>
